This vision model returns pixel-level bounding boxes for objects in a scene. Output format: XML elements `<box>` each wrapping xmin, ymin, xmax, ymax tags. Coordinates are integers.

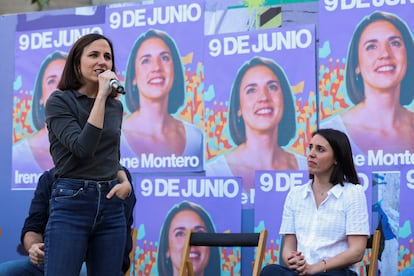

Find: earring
<box><xmin>237</xmin><ymin>116</ymin><xmax>242</xmax><ymax>124</ymax></box>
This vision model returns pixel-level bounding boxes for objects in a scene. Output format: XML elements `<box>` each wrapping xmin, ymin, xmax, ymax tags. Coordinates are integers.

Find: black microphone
<box><xmin>109</xmin><ymin>79</ymin><xmax>125</xmax><ymax>94</ymax></box>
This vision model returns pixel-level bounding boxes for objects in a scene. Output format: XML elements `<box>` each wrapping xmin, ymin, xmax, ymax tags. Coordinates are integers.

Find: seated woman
<box><xmin>261</xmin><ymin>128</ymin><xmax>369</xmax><ymax>276</ymax></box>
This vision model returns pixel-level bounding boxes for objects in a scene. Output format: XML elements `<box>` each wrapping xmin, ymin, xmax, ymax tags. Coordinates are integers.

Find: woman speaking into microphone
<box><xmin>44</xmin><ymin>33</ymin><xmax>132</xmax><ymax>275</ymax></box>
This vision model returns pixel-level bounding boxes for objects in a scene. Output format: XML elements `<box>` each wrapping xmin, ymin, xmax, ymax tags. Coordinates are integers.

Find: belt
<box><xmin>57</xmin><ymin>178</ymin><xmax>119</xmax><ymax>189</ymax></box>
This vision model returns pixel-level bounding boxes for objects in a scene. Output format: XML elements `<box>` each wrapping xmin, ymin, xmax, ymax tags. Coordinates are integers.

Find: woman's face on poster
<box><xmin>167</xmin><ymin>210</ymin><xmax>210</xmax><ymax>275</ymax></box>
<box><xmin>134</xmin><ymin>37</ymin><xmax>175</xmax><ymax>101</ymax></box>
<box><xmin>238</xmin><ymin>65</ymin><xmax>284</xmax><ymax>133</ymax></box>
<box><xmin>356</xmin><ymin>20</ymin><xmax>407</xmax><ymax>93</ymax></box>
<box><xmin>40</xmin><ymin>58</ymin><xmax>65</xmax><ymax>105</ymax></box>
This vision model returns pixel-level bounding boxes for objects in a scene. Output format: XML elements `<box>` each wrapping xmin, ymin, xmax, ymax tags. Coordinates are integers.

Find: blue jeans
<box><xmin>0</xmin><ymin>258</ymin><xmax>87</xmax><ymax>276</ymax></box>
<box><xmin>260</xmin><ymin>264</ymin><xmax>358</xmax><ymax>276</ymax></box>
<box><xmin>0</xmin><ymin>259</ymin><xmax>43</xmax><ymax>276</ymax></box>
<box><xmin>44</xmin><ymin>178</ymin><xmax>126</xmax><ymax>276</ymax></box>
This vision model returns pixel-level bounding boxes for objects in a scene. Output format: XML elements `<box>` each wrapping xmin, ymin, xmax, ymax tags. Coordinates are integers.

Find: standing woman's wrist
<box><xmin>121</xmin><ymin>181</ymin><xmax>132</xmax><ymax>197</ymax></box>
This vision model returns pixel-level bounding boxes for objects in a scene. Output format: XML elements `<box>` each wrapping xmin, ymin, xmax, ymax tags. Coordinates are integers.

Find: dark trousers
<box><xmin>44</xmin><ymin>178</ymin><xmax>126</xmax><ymax>276</ymax></box>
<box><xmin>260</xmin><ymin>264</ymin><xmax>358</xmax><ymax>276</ymax></box>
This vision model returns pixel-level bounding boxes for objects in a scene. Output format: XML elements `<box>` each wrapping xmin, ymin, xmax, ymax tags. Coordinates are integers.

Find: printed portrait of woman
<box><xmin>121</xmin><ymin>29</ymin><xmax>204</xmax><ymax>172</ymax></box>
<box><xmin>157</xmin><ymin>201</ymin><xmax>220</xmax><ymax>276</ymax></box>
<box><xmin>206</xmin><ymin>56</ymin><xmax>307</xmax><ymax>190</ymax></box>
<box><xmin>321</xmin><ymin>11</ymin><xmax>414</xmax><ymax>154</ymax></box>
<box><xmin>13</xmin><ymin>50</ymin><xmax>67</xmax><ymax>172</ymax></box>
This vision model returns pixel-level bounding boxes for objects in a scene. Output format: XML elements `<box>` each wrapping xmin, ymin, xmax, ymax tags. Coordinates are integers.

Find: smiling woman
<box><xmin>157</xmin><ymin>201</ymin><xmax>221</xmax><ymax>276</ymax></box>
<box><xmin>12</xmin><ymin>50</ymin><xmax>67</xmax><ymax>176</ymax></box>
<box><xmin>321</xmin><ymin>11</ymin><xmax>414</xmax><ymax>155</ymax></box>
<box><xmin>121</xmin><ymin>29</ymin><xmax>204</xmax><ymax>173</ymax></box>
<box><xmin>206</xmin><ymin>56</ymin><xmax>307</xmax><ymax>192</ymax></box>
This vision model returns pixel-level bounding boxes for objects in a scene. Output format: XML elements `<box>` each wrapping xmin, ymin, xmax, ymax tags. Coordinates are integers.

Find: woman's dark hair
<box><xmin>124</xmin><ymin>29</ymin><xmax>185</xmax><ymax>114</ymax></box>
<box><xmin>228</xmin><ymin>56</ymin><xmax>296</xmax><ymax>146</ymax></box>
<box><xmin>346</xmin><ymin>11</ymin><xmax>414</xmax><ymax>105</ymax></box>
<box><xmin>310</xmin><ymin>128</ymin><xmax>360</xmax><ymax>186</ymax></box>
<box><xmin>157</xmin><ymin>201</ymin><xmax>220</xmax><ymax>275</ymax></box>
<box><xmin>32</xmin><ymin>50</ymin><xmax>67</xmax><ymax>130</ymax></box>
<box><xmin>57</xmin><ymin>33</ymin><xmax>116</xmax><ymax>92</ymax></box>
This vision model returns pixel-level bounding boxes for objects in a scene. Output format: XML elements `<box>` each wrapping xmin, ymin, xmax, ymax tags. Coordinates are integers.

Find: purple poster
<box><xmin>12</xmin><ymin>7</ymin><xmax>107</xmax><ymax>190</ymax></box>
<box><xmin>319</xmin><ymin>1</ymin><xmax>414</xmax><ymax>273</ymax></box>
<box><xmin>132</xmin><ymin>175</ymin><xmax>242</xmax><ymax>275</ymax></box>
<box><xmin>399</xmin><ymin>167</ymin><xmax>414</xmax><ymax>270</ymax></box>
<box><xmin>254</xmin><ymin>170</ymin><xmax>308</xmax><ymax>265</ymax></box>
<box><xmin>104</xmin><ymin>0</ymin><xmax>206</xmax><ymax>174</ymax></box>
<box><xmin>203</xmin><ymin>24</ymin><xmax>317</xmax><ymax>209</ymax></box>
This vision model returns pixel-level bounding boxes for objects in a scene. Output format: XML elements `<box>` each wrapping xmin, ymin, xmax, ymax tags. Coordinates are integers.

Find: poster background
<box><xmin>12</xmin><ymin>10</ymin><xmax>106</xmax><ymax>189</ymax></box>
<box><xmin>0</xmin><ymin>0</ymin><xmax>413</xmax><ymax>274</ymax></box>
<box><xmin>318</xmin><ymin>2</ymin><xmax>414</xmax><ymax>272</ymax></box>
<box><xmin>132</xmin><ymin>175</ymin><xmax>242</xmax><ymax>274</ymax></box>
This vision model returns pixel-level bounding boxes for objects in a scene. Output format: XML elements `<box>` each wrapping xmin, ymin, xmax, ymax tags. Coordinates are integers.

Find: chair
<box><xmin>366</xmin><ymin>230</ymin><xmax>381</xmax><ymax>276</ymax></box>
<box><xmin>125</xmin><ymin>227</ymin><xmax>138</xmax><ymax>276</ymax></box>
<box><xmin>179</xmin><ymin>229</ymin><xmax>268</xmax><ymax>276</ymax></box>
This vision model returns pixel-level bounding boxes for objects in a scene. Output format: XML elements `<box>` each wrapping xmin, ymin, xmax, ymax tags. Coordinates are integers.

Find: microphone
<box><xmin>109</xmin><ymin>79</ymin><xmax>125</xmax><ymax>94</ymax></box>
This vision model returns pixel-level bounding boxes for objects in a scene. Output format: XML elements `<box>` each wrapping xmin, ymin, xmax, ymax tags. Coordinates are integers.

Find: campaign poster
<box><xmin>131</xmin><ymin>175</ymin><xmax>242</xmax><ymax>275</ymax></box>
<box><xmin>399</xmin><ymin>167</ymin><xmax>414</xmax><ymax>271</ymax></box>
<box><xmin>12</xmin><ymin>6</ymin><xmax>107</xmax><ymax>190</ymax></box>
<box><xmin>254</xmin><ymin>170</ymin><xmax>309</xmax><ymax>265</ymax></box>
<box><xmin>319</xmin><ymin>1</ymin><xmax>414</xmax><ymax>272</ymax></box>
<box><xmin>202</xmin><ymin>24</ymin><xmax>316</xmax><ymax>274</ymax></box>
<box><xmin>104</xmin><ymin>0</ymin><xmax>206</xmax><ymax>174</ymax></box>
<box><xmin>203</xmin><ymin>24</ymin><xmax>317</xmax><ymax>210</ymax></box>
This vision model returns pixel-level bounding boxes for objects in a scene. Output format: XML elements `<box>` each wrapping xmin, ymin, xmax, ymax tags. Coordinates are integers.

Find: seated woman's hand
<box><xmin>286</xmin><ymin>251</ymin><xmax>306</xmax><ymax>273</ymax></box>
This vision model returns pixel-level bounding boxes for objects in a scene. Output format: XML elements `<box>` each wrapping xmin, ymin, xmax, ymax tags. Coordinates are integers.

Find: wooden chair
<box><xmin>179</xmin><ymin>229</ymin><xmax>268</xmax><ymax>276</ymax></box>
<box><xmin>366</xmin><ymin>230</ymin><xmax>381</xmax><ymax>276</ymax></box>
<box><xmin>125</xmin><ymin>227</ymin><xmax>138</xmax><ymax>276</ymax></box>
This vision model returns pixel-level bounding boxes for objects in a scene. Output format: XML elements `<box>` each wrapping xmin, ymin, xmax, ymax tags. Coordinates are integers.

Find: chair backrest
<box><xmin>125</xmin><ymin>227</ymin><xmax>138</xmax><ymax>276</ymax></box>
<box><xmin>179</xmin><ymin>229</ymin><xmax>268</xmax><ymax>276</ymax></box>
<box><xmin>366</xmin><ymin>230</ymin><xmax>381</xmax><ymax>276</ymax></box>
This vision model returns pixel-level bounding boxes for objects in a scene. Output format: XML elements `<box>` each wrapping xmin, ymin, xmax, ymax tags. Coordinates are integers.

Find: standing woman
<box><xmin>261</xmin><ymin>128</ymin><xmax>369</xmax><ymax>276</ymax></box>
<box><xmin>44</xmin><ymin>33</ymin><xmax>132</xmax><ymax>275</ymax></box>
